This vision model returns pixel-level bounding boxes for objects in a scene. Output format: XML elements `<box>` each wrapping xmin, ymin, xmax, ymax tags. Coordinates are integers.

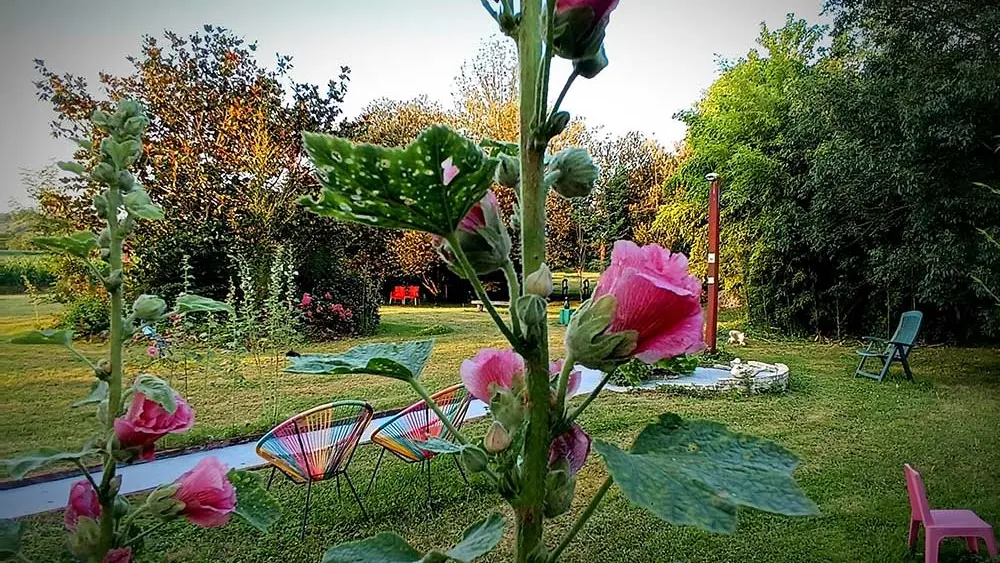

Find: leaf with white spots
<box><xmin>300</xmin><ymin>126</ymin><xmax>498</xmax><ymax>236</ymax></box>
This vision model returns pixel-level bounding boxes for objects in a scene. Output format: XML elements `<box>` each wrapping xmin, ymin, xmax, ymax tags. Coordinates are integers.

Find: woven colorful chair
<box><xmin>256</xmin><ymin>400</ymin><xmax>373</xmax><ymax>538</ymax></box>
<box><xmin>366</xmin><ymin>384</ymin><xmax>472</xmax><ymax>505</ymax></box>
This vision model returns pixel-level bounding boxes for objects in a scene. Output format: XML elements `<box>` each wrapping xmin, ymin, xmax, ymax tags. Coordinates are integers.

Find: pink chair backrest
<box><xmin>904</xmin><ymin>464</ymin><xmax>933</xmax><ymax>524</ymax></box>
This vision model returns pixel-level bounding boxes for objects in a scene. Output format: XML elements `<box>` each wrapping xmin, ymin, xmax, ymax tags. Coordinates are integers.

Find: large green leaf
<box><xmin>32</xmin><ymin>231</ymin><xmax>98</xmax><ymax>258</ymax></box>
<box><xmin>72</xmin><ymin>381</ymin><xmax>109</xmax><ymax>408</ymax></box>
<box><xmin>594</xmin><ymin>413</ymin><xmax>820</xmax><ymax>534</ymax></box>
<box><xmin>174</xmin><ymin>294</ymin><xmax>234</xmax><ymax>314</ymax></box>
<box><xmin>322</xmin><ymin>513</ymin><xmax>504</xmax><ymax>563</ymax></box>
<box><xmin>9</xmin><ymin>329</ymin><xmax>72</xmax><ymax>346</ymax></box>
<box><xmin>300</xmin><ymin>125</ymin><xmax>498</xmax><ymax>236</ymax></box>
<box><xmin>0</xmin><ymin>519</ymin><xmax>23</xmax><ymax>560</ymax></box>
<box><xmin>122</xmin><ymin>187</ymin><xmax>164</xmax><ymax>220</ymax></box>
<box><xmin>2</xmin><ymin>447</ymin><xmax>100</xmax><ymax>480</ymax></box>
<box><xmin>284</xmin><ymin>340</ymin><xmax>433</xmax><ymax>382</ymax></box>
<box><xmin>133</xmin><ymin>374</ymin><xmax>177</xmax><ymax>413</ymax></box>
<box><xmin>227</xmin><ymin>469</ymin><xmax>281</xmax><ymax>533</ymax></box>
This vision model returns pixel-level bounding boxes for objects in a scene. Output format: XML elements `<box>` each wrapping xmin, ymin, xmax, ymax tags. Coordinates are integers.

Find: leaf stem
<box><xmin>124</xmin><ymin>520</ymin><xmax>169</xmax><ymax>547</ymax></box>
<box><xmin>547</xmin><ymin>476</ymin><xmax>613</xmax><ymax>562</ymax></box>
<box><xmin>64</xmin><ymin>343</ymin><xmax>99</xmax><ymax>373</ymax></box>
<box><xmin>549</xmin><ymin>69</ymin><xmax>580</xmax><ymax>120</ymax></box>
<box><xmin>480</xmin><ymin>0</ymin><xmax>500</xmax><ymax>23</ymax></box>
<box><xmin>446</xmin><ymin>234</ymin><xmax>520</xmax><ymax>348</ymax></box>
<box><xmin>73</xmin><ymin>459</ymin><xmax>100</xmax><ymax>493</ymax></box>
<box><xmin>409</xmin><ymin>379</ymin><xmax>469</xmax><ymax>445</ymax></box>
<box><xmin>553</xmin><ymin>354</ymin><xmax>575</xmax><ymax>415</ymax></box>
<box><xmin>565</xmin><ymin>368</ymin><xmax>614</xmax><ymax>425</ymax></box>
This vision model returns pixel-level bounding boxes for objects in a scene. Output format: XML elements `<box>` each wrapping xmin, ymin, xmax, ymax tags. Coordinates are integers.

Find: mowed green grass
<box><xmin>4</xmin><ymin>295</ymin><xmax>1000</xmax><ymax>562</ymax></box>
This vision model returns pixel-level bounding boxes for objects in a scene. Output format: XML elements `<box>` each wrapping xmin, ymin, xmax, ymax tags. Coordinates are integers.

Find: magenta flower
<box><xmin>593</xmin><ymin>240</ymin><xmax>704</xmax><ymax>363</ymax></box>
<box><xmin>556</xmin><ymin>0</ymin><xmax>619</xmax><ymax>22</ymax></box>
<box><xmin>458</xmin><ymin>189</ymin><xmax>500</xmax><ymax>233</ymax></box>
<box><xmin>549</xmin><ymin>423</ymin><xmax>591</xmax><ymax>474</ymax></box>
<box><xmin>64</xmin><ymin>480</ymin><xmax>100</xmax><ymax>531</ymax></box>
<box><xmin>324</xmin><ymin>292</ymin><xmax>332</xmax><ymax>300</ymax></box>
<box><xmin>441</xmin><ymin>157</ymin><xmax>460</xmax><ymax>186</ymax></box>
<box><xmin>549</xmin><ymin>359</ymin><xmax>581</xmax><ymax>397</ymax></box>
<box><xmin>460</xmin><ymin>348</ymin><xmax>525</xmax><ymax>402</ymax></box>
<box><xmin>171</xmin><ymin>457</ymin><xmax>236</xmax><ymax>528</ymax></box>
<box><xmin>146</xmin><ymin>344</ymin><xmax>158</xmax><ymax>358</ymax></box>
<box><xmin>300</xmin><ymin>293</ymin><xmax>313</xmax><ymax>307</ymax></box>
<box><xmin>113</xmin><ymin>392</ymin><xmax>195</xmax><ymax>460</ymax></box>
<box><xmin>102</xmin><ymin>548</ymin><xmax>133</xmax><ymax>563</ymax></box>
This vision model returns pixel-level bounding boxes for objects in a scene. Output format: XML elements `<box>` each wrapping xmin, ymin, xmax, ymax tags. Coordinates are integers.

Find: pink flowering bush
<box><xmin>1</xmin><ymin>100</ymin><xmax>278</xmax><ymax>563</ymax></box>
<box><xmin>298</xmin><ymin>291</ymin><xmax>355</xmax><ymax>339</ymax></box>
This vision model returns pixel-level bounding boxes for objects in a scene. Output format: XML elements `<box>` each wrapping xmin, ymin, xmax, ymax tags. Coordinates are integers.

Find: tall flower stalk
<box><xmin>301</xmin><ymin>2</ymin><xmax>819</xmax><ymax>561</ymax></box>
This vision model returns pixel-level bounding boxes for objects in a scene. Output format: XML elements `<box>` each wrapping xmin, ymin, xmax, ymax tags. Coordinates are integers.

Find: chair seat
<box><xmin>928</xmin><ymin>509</ymin><xmax>993</xmax><ymax>531</ymax></box>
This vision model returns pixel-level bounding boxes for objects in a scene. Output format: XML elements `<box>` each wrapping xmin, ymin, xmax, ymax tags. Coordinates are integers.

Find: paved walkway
<box><xmin>2</xmin><ymin>367</ymin><xmax>625</xmax><ymax>519</ymax></box>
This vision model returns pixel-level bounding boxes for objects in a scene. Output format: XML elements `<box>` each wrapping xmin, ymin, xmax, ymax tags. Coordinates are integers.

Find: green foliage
<box><xmin>71</xmin><ymin>381</ymin><xmax>109</xmax><ymax>408</ymax></box>
<box><xmin>0</xmin><ymin>256</ymin><xmax>57</xmax><ymax>293</ymax></box>
<box><xmin>594</xmin><ymin>413</ymin><xmax>819</xmax><ymax>534</ymax></box>
<box><xmin>321</xmin><ymin>513</ymin><xmax>504</xmax><ymax>563</ymax></box>
<box><xmin>173</xmin><ymin>294</ymin><xmax>234</xmax><ymax>315</ymax></box>
<box><xmin>133</xmin><ymin>374</ymin><xmax>177</xmax><ymax>413</ymax></box>
<box><xmin>227</xmin><ymin>469</ymin><xmax>283</xmax><ymax>533</ymax></box>
<box><xmin>2</xmin><ymin>446</ymin><xmax>100</xmax><ymax>480</ymax></box>
<box><xmin>60</xmin><ymin>293</ymin><xmax>110</xmax><ymax>337</ymax></box>
<box><xmin>9</xmin><ymin>328</ymin><xmax>72</xmax><ymax>346</ymax></box>
<box><xmin>284</xmin><ymin>340</ymin><xmax>433</xmax><ymax>382</ymax></box>
<box><xmin>32</xmin><ymin>231</ymin><xmax>98</xmax><ymax>259</ymax></box>
<box><xmin>300</xmin><ymin>126</ymin><xmax>499</xmax><ymax>236</ymax></box>
<box><xmin>0</xmin><ymin>519</ymin><xmax>24</xmax><ymax>561</ymax></box>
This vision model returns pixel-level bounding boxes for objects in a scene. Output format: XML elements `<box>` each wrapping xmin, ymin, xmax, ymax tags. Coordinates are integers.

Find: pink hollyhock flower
<box><xmin>102</xmin><ymin>547</ymin><xmax>133</xmax><ymax>563</ymax></box>
<box><xmin>460</xmin><ymin>348</ymin><xmax>525</xmax><ymax>402</ymax></box>
<box><xmin>556</xmin><ymin>0</ymin><xmax>619</xmax><ymax>22</ymax></box>
<box><xmin>549</xmin><ymin>359</ymin><xmax>581</xmax><ymax>397</ymax></box>
<box><xmin>593</xmin><ymin>240</ymin><xmax>704</xmax><ymax>363</ymax></box>
<box><xmin>324</xmin><ymin>292</ymin><xmax>332</xmax><ymax>300</ymax></box>
<box><xmin>441</xmin><ymin>157</ymin><xmax>460</xmax><ymax>186</ymax></box>
<box><xmin>114</xmin><ymin>392</ymin><xmax>195</xmax><ymax>461</ymax></box>
<box><xmin>549</xmin><ymin>423</ymin><xmax>591</xmax><ymax>474</ymax></box>
<box><xmin>172</xmin><ymin>457</ymin><xmax>236</xmax><ymax>528</ymax></box>
<box><xmin>300</xmin><ymin>293</ymin><xmax>312</xmax><ymax>307</ymax></box>
<box><xmin>146</xmin><ymin>345</ymin><xmax>158</xmax><ymax>358</ymax></box>
<box><xmin>64</xmin><ymin>480</ymin><xmax>100</xmax><ymax>531</ymax></box>
<box><xmin>458</xmin><ymin>190</ymin><xmax>500</xmax><ymax>233</ymax></box>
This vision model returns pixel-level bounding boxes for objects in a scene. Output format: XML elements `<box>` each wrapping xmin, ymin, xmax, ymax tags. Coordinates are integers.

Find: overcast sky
<box><xmin>0</xmin><ymin>0</ymin><xmax>825</xmax><ymax>210</ymax></box>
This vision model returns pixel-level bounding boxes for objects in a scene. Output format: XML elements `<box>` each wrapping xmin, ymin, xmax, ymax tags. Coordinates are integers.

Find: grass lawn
<box><xmin>3</xmin><ymin>295</ymin><xmax>1000</xmax><ymax>562</ymax></box>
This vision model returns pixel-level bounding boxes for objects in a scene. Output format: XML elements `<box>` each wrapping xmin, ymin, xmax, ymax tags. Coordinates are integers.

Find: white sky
<box><xmin>0</xmin><ymin>0</ymin><xmax>825</xmax><ymax>210</ymax></box>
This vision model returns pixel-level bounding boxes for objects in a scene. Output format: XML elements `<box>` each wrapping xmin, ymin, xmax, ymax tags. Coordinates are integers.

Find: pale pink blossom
<box><xmin>549</xmin><ymin>359</ymin><xmax>581</xmax><ymax>397</ymax></box>
<box><xmin>460</xmin><ymin>348</ymin><xmax>525</xmax><ymax>402</ymax></box>
<box><xmin>593</xmin><ymin>240</ymin><xmax>704</xmax><ymax>363</ymax></box>
<box><xmin>64</xmin><ymin>479</ymin><xmax>100</xmax><ymax>531</ymax></box>
<box><xmin>441</xmin><ymin>157</ymin><xmax>460</xmax><ymax>186</ymax></box>
<box><xmin>172</xmin><ymin>457</ymin><xmax>236</xmax><ymax>528</ymax></box>
<box><xmin>114</xmin><ymin>392</ymin><xmax>195</xmax><ymax>460</ymax></box>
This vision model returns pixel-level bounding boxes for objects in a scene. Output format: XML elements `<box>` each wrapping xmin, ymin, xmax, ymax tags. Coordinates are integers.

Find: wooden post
<box><xmin>706</xmin><ymin>173</ymin><xmax>721</xmax><ymax>353</ymax></box>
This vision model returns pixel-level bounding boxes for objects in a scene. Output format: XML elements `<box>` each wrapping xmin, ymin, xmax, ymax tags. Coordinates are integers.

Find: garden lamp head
<box><xmin>705</xmin><ymin>173</ymin><xmax>720</xmax><ymax>183</ymax></box>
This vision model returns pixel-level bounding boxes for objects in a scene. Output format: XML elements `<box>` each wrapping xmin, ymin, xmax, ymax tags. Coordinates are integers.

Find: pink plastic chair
<box><xmin>904</xmin><ymin>464</ymin><xmax>998</xmax><ymax>562</ymax></box>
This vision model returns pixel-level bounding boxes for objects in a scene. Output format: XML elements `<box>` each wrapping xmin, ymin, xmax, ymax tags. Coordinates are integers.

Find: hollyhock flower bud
<box><xmin>548</xmin><ymin>423</ymin><xmax>591</xmax><ymax>474</ymax></box>
<box><xmin>460</xmin><ymin>348</ymin><xmax>525</xmax><ymax>402</ymax></box>
<box><xmin>460</xmin><ymin>446</ymin><xmax>489</xmax><ymax>473</ymax></box>
<box><xmin>591</xmin><ymin>241</ymin><xmax>704</xmax><ymax>363</ymax></box>
<box><xmin>434</xmin><ymin>190</ymin><xmax>512</xmax><ymax>276</ymax></box>
<box><xmin>483</xmin><ymin>421</ymin><xmax>513</xmax><ymax>453</ymax></box>
<box><xmin>113</xmin><ymin>392</ymin><xmax>195</xmax><ymax>461</ymax></box>
<box><xmin>525</xmin><ymin>263</ymin><xmax>553</xmax><ymax>297</ymax></box>
<box><xmin>132</xmin><ymin>294</ymin><xmax>166</xmax><ymax>321</ymax></box>
<box><xmin>544</xmin><ymin>459</ymin><xmax>577</xmax><ymax>518</ymax></box>
<box><xmin>549</xmin><ymin>359</ymin><xmax>581</xmax><ymax>397</ymax></box>
<box><xmin>171</xmin><ymin>457</ymin><xmax>236</xmax><ymax>528</ymax></box>
<box><xmin>68</xmin><ymin>516</ymin><xmax>100</xmax><ymax>558</ymax></box>
<box><xmin>553</xmin><ymin>0</ymin><xmax>620</xmax><ymax>61</ymax></box>
<box><xmin>495</xmin><ymin>153</ymin><xmax>520</xmax><ymax>189</ymax></box>
<box><xmin>65</xmin><ymin>480</ymin><xmax>100</xmax><ymax>531</ymax></box>
<box><xmin>144</xmin><ymin>485</ymin><xmax>185</xmax><ymax>520</ymax></box>
<box><xmin>547</xmin><ymin>147</ymin><xmax>599</xmax><ymax>199</ymax></box>
<box><xmin>103</xmin><ymin>547</ymin><xmax>133</xmax><ymax>563</ymax></box>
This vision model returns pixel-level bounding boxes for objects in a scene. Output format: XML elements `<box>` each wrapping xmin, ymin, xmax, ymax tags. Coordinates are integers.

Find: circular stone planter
<box><xmin>610</xmin><ymin>361</ymin><xmax>790</xmax><ymax>395</ymax></box>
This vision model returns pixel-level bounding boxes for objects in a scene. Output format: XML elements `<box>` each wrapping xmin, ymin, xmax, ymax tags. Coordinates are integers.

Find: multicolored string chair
<box><xmin>255</xmin><ymin>400</ymin><xmax>373</xmax><ymax>537</ymax></box>
<box><xmin>366</xmin><ymin>384</ymin><xmax>472</xmax><ymax>505</ymax></box>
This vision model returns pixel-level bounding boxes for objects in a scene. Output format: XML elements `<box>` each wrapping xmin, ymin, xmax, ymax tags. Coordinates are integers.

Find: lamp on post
<box><xmin>705</xmin><ymin>173</ymin><xmax>721</xmax><ymax>353</ymax></box>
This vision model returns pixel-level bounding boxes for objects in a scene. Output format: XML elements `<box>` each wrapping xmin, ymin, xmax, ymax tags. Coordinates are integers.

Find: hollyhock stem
<box><xmin>446</xmin><ymin>233</ymin><xmax>520</xmax><ymax>348</ymax></box>
<box><xmin>514</xmin><ymin>1</ymin><xmax>556</xmax><ymax>560</ymax></box>
<box><xmin>566</xmin><ymin>369</ymin><xmax>614</xmax><ymax>425</ymax></box>
<box><xmin>98</xmin><ymin>175</ymin><xmax>125</xmax><ymax>556</ymax></box>
<box><xmin>548</xmin><ymin>476</ymin><xmax>613</xmax><ymax>561</ymax></box>
<box><xmin>502</xmin><ymin>262</ymin><xmax>522</xmax><ymax>336</ymax></box>
<box><xmin>124</xmin><ymin>520</ymin><xmax>168</xmax><ymax>547</ymax></box>
<box><xmin>553</xmin><ymin>353</ymin><xmax>576</xmax><ymax>414</ymax></box>
<box><xmin>550</xmin><ymin>69</ymin><xmax>580</xmax><ymax>120</ymax></box>
<box><xmin>73</xmin><ymin>460</ymin><xmax>99</xmax><ymax>493</ymax></box>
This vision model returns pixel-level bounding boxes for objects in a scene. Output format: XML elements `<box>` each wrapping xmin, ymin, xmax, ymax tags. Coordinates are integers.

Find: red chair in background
<box><xmin>389</xmin><ymin>286</ymin><xmax>406</xmax><ymax>304</ymax></box>
<box><xmin>405</xmin><ymin>285</ymin><xmax>420</xmax><ymax>305</ymax></box>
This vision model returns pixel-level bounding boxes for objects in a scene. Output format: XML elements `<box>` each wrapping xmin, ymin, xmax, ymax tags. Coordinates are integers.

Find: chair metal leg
<box><xmin>300</xmin><ymin>480</ymin><xmax>313</xmax><ymax>540</ymax></box>
<box><xmin>453</xmin><ymin>455</ymin><xmax>469</xmax><ymax>486</ymax></box>
<box><xmin>266</xmin><ymin>466</ymin><xmax>277</xmax><ymax>491</ymax></box>
<box><xmin>344</xmin><ymin>472</ymin><xmax>369</xmax><ymax>520</ymax></box>
<box><xmin>366</xmin><ymin>448</ymin><xmax>385</xmax><ymax>496</ymax></box>
<box><xmin>900</xmin><ymin>354</ymin><xmax>915</xmax><ymax>381</ymax></box>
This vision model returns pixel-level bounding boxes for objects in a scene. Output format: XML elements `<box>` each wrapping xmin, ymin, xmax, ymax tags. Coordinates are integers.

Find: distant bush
<box><xmin>298</xmin><ymin>292</ymin><xmax>355</xmax><ymax>340</ymax></box>
<box><xmin>61</xmin><ymin>293</ymin><xmax>110</xmax><ymax>337</ymax></box>
<box><xmin>0</xmin><ymin>256</ymin><xmax>57</xmax><ymax>293</ymax></box>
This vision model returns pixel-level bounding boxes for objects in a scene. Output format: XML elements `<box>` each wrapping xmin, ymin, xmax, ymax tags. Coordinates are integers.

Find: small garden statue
<box><xmin>3</xmin><ymin>101</ymin><xmax>279</xmax><ymax>562</ymax></box>
<box><xmin>298</xmin><ymin>1</ymin><xmax>820</xmax><ymax>561</ymax></box>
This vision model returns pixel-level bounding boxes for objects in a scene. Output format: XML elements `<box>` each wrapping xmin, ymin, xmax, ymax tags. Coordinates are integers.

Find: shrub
<box><xmin>0</xmin><ymin>256</ymin><xmax>57</xmax><ymax>293</ymax></box>
<box><xmin>61</xmin><ymin>293</ymin><xmax>110</xmax><ymax>337</ymax></box>
<box><xmin>298</xmin><ymin>292</ymin><xmax>355</xmax><ymax>340</ymax></box>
